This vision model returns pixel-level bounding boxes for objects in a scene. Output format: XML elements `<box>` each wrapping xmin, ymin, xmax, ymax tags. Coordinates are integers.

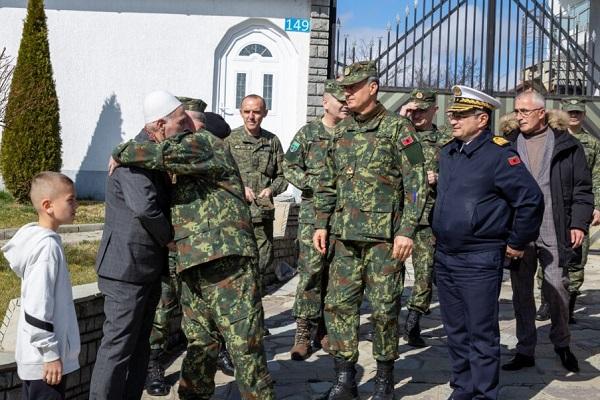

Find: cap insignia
<box><xmin>415</xmin><ymin>92</ymin><xmax>423</xmax><ymax>99</ymax></box>
<box><xmin>571</xmin><ymin>99</ymin><xmax>578</xmax><ymax>104</ymax></box>
<box><xmin>344</xmin><ymin>66</ymin><xmax>351</xmax><ymax>76</ymax></box>
<box><xmin>453</xmin><ymin>86</ymin><xmax>462</xmax><ymax>96</ymax></box>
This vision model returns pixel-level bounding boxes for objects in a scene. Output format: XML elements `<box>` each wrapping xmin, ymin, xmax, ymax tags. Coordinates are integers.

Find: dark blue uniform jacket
<box><xmin>432</xmin><ymin>130</ymin><xmax>544</xmax><ymax>253</ymax></box>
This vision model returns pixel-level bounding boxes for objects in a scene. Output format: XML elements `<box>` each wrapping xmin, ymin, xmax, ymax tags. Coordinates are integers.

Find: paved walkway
<box><xmin>141</xmin><ymin>255</ymin><xmax>600</xmax><ymax>400</ymax></box>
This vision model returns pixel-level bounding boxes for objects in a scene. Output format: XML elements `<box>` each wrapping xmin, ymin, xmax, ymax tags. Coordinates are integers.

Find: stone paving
<box><xmin>142</xmin><ymin>255</ymin><xmax>600</xmax><ymax>400</ymax></box>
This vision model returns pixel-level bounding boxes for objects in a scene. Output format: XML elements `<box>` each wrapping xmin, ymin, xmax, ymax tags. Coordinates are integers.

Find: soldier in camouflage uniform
<box><xmin>397</xmin><ymin>89</ymin><xmax>449</xmax><ymax>347</ymax></box>
<box><xmin>112</xmin><ymin>93</ymin><xmax>274</xmax><ymax>400</ymax></box>
<box><xmin>145</xmin><ymin>98</ymin><xmax>235</xmax><ymax>396</ymax></box>
<box><xmin>284</xmin><ymin>80</ymin><xmax>349</xmax><ymax>361</ymax></box>
<box><xmin>313</xmin><ymin>61</ymin><xmax>427</xmax><ymax>400</ymax></box>
<box><xmin>225</xmin><ymin>95</ymin><xmax>287</xmax><ymax>303</ymax></box>
<box><xmin>561</xmin><ymin>97</ymin><xmax>600</xmax><ymax>323</ymax></box>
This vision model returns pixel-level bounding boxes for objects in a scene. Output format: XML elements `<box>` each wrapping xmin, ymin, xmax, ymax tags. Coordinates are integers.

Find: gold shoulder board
<box><xmin>492</xmin><ymin>136</ymin><xmax>509</xmax><ymax>147</ymax></box>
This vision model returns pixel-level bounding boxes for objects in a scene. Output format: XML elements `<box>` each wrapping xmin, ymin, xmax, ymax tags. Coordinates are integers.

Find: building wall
<box><xmin>0</xmin><ymin>0</ymin><xmax>313</xmax><ymax>198</ymax></box>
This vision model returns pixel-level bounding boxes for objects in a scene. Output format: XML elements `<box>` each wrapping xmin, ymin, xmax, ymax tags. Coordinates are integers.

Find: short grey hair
<box><xmin>516</xmin><ymin>90</ymin><xmax>545</xmax><ymax>109</ymax></box>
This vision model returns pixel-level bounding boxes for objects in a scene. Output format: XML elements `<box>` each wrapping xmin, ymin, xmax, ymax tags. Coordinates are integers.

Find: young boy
<box><xmin>1</xmin><ymin>172</ymin><xmax>81</xmax><ymax>400</ymax></box>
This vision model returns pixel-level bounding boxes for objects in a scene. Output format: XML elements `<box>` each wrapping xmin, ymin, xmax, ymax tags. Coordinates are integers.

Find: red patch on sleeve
<box><xmin>508</xmin><ymin>155</ymin><xmax>521</xmax><ymax>166</ymax></box>
<box><xmin>401</xmin><ymin>136</ymin><xmax>414</xmax><ymax>146</ymax></box>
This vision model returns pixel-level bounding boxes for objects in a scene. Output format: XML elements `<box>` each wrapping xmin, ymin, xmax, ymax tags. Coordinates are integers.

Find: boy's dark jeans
<box><xmin>22</xmin><ymin>379</ymin><xmax>66</xmax><ymax>400</ymax></box>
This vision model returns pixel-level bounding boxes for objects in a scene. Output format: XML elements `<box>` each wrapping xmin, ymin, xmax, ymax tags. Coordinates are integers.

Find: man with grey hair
<box><xmin>502</xmin><ymin>90</ymin><xmax>593</xmax><ymax>373</ymax></box>
<box><xmin>91</xmin><ymin>91</ymin><xmax>189</xmax><ymax>399</ymax></box>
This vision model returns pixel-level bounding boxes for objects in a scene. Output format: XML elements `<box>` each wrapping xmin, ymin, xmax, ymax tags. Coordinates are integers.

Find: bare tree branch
<box><xmin>0</xmin><ymin>47</ymin><xmax>15</xmax><ymax>128</ymax></box>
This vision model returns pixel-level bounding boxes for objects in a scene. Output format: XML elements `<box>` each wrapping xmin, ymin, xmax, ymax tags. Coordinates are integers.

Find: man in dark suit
<box><xmin>89</xmin><ymin>91</ymin><xmax>189</xmax><ymax>400</ymax></box>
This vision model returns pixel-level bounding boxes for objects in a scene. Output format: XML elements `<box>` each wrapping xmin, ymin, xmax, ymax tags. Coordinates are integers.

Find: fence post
<box><xmin>485</xmin><ymin>0</ymin><xmax>497</xmax><ymax>93</ymax></box>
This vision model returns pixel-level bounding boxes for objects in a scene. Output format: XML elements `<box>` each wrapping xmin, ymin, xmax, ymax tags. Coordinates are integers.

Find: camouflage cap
<box><xmin>324</xmin><ymin>79</ymin><xmax>346</xmax><ymax>102</ymax></box>
<box><xmin>176</xmin><ymin>96</ymin><xmax>207</xmax><ymax>113</ymax></box>
<box><xmin>561</xmin><ymin>97</ymin><xmax>586</xmax><ymax>113</ymax></box>
<box><xmin>338</xmin><ymin>60</ymin><xmax>378</xmax><ymax>86</ymax></box>
<box><xmin>409</xmin><ymin>88</ymin><xmax>437</xmax><ymax>109</ymax></box>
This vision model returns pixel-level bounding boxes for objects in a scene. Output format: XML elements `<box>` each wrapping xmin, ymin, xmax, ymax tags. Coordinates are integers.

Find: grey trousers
<box><xmin>510</xmin><ymin>242</ymin><xmax>570</xmax><ymax>356</ymax></box>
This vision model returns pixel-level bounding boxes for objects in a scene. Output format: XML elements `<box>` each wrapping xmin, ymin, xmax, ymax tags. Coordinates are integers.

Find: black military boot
<box><xmin>372</xmin><ymin>360</ymin><xmax>395</xmax><ymax>400</ymax></box>
<box><xmin>403</xmin><ymin>309</ymin><xmax>426</xmax><ymax>348</ymax></box>
<box><xmin>535</xmin><ymin>300</ymin><xmax>550</xmax><ymax>321</ymax></box>
<box><xmin>327</xmin><ymin>358</ymin><xmax>359</xmax><ymax>400</ymax></box>
<box><xmin>568</xmin><ymin>292</ymin><xmax>578</xmax><ymax>324</ymax></box>
<box><xmin>145</xmin><ymin>349</ymin><xmax>170</xmax><ymax>396</ymax></box>
<box><xmin>216</xmin><ymin>347</ymin><xmax>235</xmax><ymax>376</ymax></box>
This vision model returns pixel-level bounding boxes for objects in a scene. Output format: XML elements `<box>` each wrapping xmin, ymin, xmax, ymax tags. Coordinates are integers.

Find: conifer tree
<box><xmin>0</xmin><ymin>0</ymin><xmax>62</xmax><ymax>202</ymax></box>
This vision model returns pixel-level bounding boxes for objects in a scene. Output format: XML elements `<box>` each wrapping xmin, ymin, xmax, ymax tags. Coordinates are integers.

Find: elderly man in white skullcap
<box><xmin>90</xmin><ymin>91</ymin><xmax>189</xmax><ymax>400</ymax></box>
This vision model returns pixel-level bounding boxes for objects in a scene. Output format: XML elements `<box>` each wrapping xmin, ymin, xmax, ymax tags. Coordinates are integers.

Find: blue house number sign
<box><xmin>285</xmin><ymin>18</ymin><xmax>311</xmax><ymax>33</ymax></box>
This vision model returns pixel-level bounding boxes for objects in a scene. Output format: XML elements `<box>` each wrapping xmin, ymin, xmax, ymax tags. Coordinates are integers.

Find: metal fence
<box><xmin>332</xmin><ymin>0</ymin><xmax>599</xmax><ymax>97</ymax></box>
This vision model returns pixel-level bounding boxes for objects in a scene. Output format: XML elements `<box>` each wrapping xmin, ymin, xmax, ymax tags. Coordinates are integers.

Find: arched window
<box><xmin>239</xmin><ymin>43</ymin><xmax>272</xmax><ymax>57</ymax></box>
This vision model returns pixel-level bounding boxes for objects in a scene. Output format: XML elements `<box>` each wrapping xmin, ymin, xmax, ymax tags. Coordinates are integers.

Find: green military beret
<box><xmin>561</xmin><ymin>97</ymin><xmax>586</xmax><ymax>113</ymax></box>
<box><xmin>338</xmin><ymin>60</ymin><xmax>378</xmax><ymax>86</ymax></box>
<box><xmin>409</xmin><ymin>88</ymin><xmax>437</xmax><ymax>109</ymax></box>
<box><xmin>324</xmin><ymin>79</ymin><xmax>346</xmax><ymax>102</ymax></box>
<box><xmin>176</xmin><ymin>96</ymin><xmax>207</xmax><ymax>113</ymax></box>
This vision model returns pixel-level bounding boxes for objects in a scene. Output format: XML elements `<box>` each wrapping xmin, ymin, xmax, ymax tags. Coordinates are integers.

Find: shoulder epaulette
<box><xmin>492</xmin><ymin>136</ymin><xmax>510</xmax><ymax>147</ymax></box>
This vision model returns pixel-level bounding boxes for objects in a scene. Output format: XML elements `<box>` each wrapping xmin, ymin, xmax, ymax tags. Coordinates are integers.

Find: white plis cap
<box><xmin>143</xmin><ymin>90</ymin><xmax>182</xmax><ymax>124</ymax></box>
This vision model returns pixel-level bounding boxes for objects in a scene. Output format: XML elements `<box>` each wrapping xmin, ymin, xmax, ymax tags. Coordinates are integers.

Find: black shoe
<box><xmin>568</xmin><ymin>293</ymin><xmax>578</xmax><ymax>324</ymax></box>
<box><xmin>145</xmin><ymin>358</ymin><xmax>170</xmax><ymax>396</ymax></box>
<box><xmin>501</xmin><ymin>353</ymin><xmax>535</xmax><ymax>371</ymax></box>
<box><xmin>216</xmin><ymin>348</ymin><xmax>235</xmax><ymax>376</ymax></box>
<box><xmin>372</xmin><ymin>360</ymin><xmax>395</xmax><ymax>400</ymax></box>
<box><xmin>535</xmin><ymin>302</ymin><xmax>550</xmax><ymax>321</ymax></box>
<box><xmin>555</xmin><ymin>346</ymin><xmax>579</xmax><ymax>372</ymax></box>
<box><xmin>327</xmin><ymin>358</ymin><xmax>359</xmax><ymax>400</ymax></box>
<box><xmin>403</xmin><ymin>309</ymin><xmax>426</xmax><ymax>348</ymax></box>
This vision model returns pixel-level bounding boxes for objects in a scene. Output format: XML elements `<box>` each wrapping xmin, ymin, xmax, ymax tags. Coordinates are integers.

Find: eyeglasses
<box><xmin>513</xmin><ymin>107</ymin><xmax>543</xmax><ymax>117</ymax></box>
<box><xmin>446</xmin><ymin>111</ymin><xmax>484</xmax><ymax>120</ymax></box>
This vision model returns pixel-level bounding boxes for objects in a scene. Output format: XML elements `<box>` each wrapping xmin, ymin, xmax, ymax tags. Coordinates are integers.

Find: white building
<box><xmin>0</xmin><ymin>0</ymin><xmax>335</xmax><ymax>198</ymax></box>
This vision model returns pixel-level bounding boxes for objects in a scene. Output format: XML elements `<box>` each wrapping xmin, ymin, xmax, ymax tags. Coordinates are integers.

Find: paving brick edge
<box><xmin>0</xmin><ymin>223</ymin><xmax>104</xmax><ymax>241</ymax></box>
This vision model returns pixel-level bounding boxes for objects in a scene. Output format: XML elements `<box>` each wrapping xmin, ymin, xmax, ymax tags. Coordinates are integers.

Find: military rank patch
<box><xmin>492</xmin><ymin>136</ymin><xmax>509</xmax><ymax>146</ymax></box>
<box><xmin>401</xmin><ymin>136</ymin><xmax>414</xmax><ymax>146</ymax></box>
<box><xmin>289</xmin><ymin>141</ymin><xmax>300</xmax><ymax>152</ymax></box>
<box><xmin>508</xmin><ymin>155</ymin><xmax>521</xmax><ymax>166</ymax></box>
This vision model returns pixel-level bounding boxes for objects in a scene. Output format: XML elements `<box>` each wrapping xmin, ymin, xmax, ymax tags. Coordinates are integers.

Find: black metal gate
<box><xmin>332</xmin><ymin>0</ymin><xmax>599</xmax><ymax>97</ymax></box>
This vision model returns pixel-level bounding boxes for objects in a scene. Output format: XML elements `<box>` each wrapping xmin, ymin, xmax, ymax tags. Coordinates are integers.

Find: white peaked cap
<box><xmin>143</xmin><ymin>90</ymin><xmax>182</xmax><ymax>124</ymax></box>
<box><xmin>448</xmin><ymin>85</ymin><xmax>502</xmax><ymax>112</ymax></box>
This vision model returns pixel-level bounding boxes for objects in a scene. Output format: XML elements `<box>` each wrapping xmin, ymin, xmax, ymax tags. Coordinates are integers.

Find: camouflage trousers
<box><xmin>406</xmin><ymin>225</ymin><xmax>435</xmax><ymax>314</ymax></box>
<box><xmin>292</xmin><ymin>223</ymin><xmax>330</xmax><ymax>321</ymax></box>
<box><xmin>325</xmin><ymin>239</ymin><xmax>403</xmax><ymax>363</ymax></box>
<box><xmin>149</xmin><ymin>252</ymin><xmax>181</xmax><ymax>351</ymax></box>
<box><xmin>178</xmin><ymin>256</ymin><xmax>274</xmax><ymax>400</ymax></box>
<box><xmin>536</xmin><ymin>235</ymin><xmax>588</xmax><ymax>295</ymax></box>
<box><xmin>254</xmin><ymin>221</ymin><xmax>274</xmax><ymax>298</ymax></box>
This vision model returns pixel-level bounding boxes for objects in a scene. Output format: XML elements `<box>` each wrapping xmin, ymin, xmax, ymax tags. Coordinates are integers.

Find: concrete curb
<box><xmin>0</xmin><ymin>223</ymin><xmax>104</xmax><ymax>241</ymax></box>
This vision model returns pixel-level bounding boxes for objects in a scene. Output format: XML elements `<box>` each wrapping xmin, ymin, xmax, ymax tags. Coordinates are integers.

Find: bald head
<box><xmin>29</xmin><ymin>172</ymin><xmax>75</xmax><ymax>211</ymax></box>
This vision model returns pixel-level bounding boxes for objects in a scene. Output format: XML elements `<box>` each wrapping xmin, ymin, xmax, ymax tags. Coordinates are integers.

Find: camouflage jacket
<box><xmin>416</xmin><ymin>124</ymin><xmax>451</xmax><ymax>225</ymax></box>
<box><xmin>112</xmin><ymin>130</ymin><xmax>258</xmax><ymax>273</ymax></box>
<box><xmin>572</xmin><ymin>128</ymin><xmax>600</xmax><ymax>209</ymax></box>
<box><xmin>225</xmin><ymin>126</ymin><xmax>287</xmax><ymax>222</ymax></box>
<box><xmin>314</xmin><ymin>103</ymin><xmax>427</xmax><ymax>242</ymax></box>
<box><xmin>283</xmin><ymin>117</ymin><xmax>334</xmax><ymax>225</ymax></box>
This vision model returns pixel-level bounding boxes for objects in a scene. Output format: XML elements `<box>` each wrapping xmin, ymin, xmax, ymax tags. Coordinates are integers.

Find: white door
<box><xmin>220</xmin><ymin>40</ymin><xmax>281</xmax><ymax>134</ymax></box>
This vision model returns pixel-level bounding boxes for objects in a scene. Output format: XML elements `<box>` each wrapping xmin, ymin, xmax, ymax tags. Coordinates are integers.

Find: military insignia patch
<box><xmin>346</xmin><ymin>166</ymin><xmax>354</xmax><ymax>175</ymax></box>
<box><xmin>401</xmin><ymin>136</ymin><xmax>414</xmax><ymax>146</ymax></box>
<box><xmin>344</xmin><ymin>66</ymin><xmax>351</xmax><ymax>76</ymax></box>
<box><xmin>415</xmin><ymin>92</ymin><xmax>423</xmax><ymax>99</ymax></box>
<box><xmin>453</xmin><ymin>86</ymin><xmax>462</xmax><ymax>96</ymax></box>
<box><xmin>508</xmin><ymin>155</ymin><xmax>521</xmax><ymax>166</ymax></box>
<box><xmin>492</xmin><ymin>136</ymin><xmax>509</xmax><ymax>146</ymax></box>
<box><xmin>289</xmin><ymin>141</ymin><xmax>300</xmax><ymax>152</ymax></box>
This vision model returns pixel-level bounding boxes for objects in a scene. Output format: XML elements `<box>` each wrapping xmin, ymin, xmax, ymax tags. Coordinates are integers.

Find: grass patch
<box><xmin>0</xmin><ymin>240</ymin><xmax>99</xmax><ymax>320</ymax></box>
<box><xmin>0</xmin><ymin>191</ymin><xmax>104</xmax><ymax>229</ymax></box>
